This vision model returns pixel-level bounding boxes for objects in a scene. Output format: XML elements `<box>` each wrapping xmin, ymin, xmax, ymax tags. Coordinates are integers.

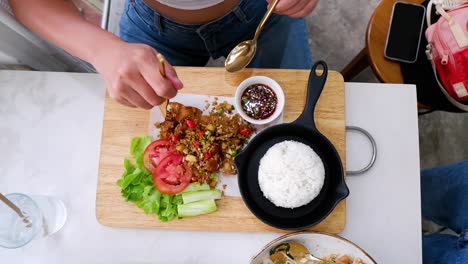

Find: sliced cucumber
<box><xmin>182</xmin><ymin>183</ymin><xmax>211</xmax><ymax>193</ymax></box>
<box><xmin>177</xmin><ymin>199</ymin><xmax>217</xmax><ymax>218</ymax></box>
<box><xmin>181</xmin><ymin>189</ymin><xmax>221</xmax><ymax>204</ymax></box>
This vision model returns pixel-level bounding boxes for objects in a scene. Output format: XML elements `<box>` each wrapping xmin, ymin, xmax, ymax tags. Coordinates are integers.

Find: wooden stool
<box><xmin>341</xmin><ymin>0</ymin><xmax>424</xmax><ymax>83</ymax></box>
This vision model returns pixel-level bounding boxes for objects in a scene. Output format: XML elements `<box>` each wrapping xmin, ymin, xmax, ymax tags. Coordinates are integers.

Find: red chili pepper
<box><xmin>193</xmin><ymin>141</ymin><xmax>200</xmax><ymax>148</ymax></box>
<box><xmin>171</xmin><ymin>135</ymin><xmax>180</xmax><ymax>142</ymax></box>
<box><xmin>204</xmin><ymin>152</ymin><xmax>212</xmax><ymax>159</ymax></box>
<box><xmin>240</xmin><ymin>128</ymin><xmax>251</xmax><ymax>136</ymax></box>
<box><xmin>185</xmin><ymin>119</ymin><xmax>196</xmax><ymax>129</ymax></box>
<box><xmin>197</xmin><ymin>130</ymin><xmax>205</xmax><ymax>137</ymax></box>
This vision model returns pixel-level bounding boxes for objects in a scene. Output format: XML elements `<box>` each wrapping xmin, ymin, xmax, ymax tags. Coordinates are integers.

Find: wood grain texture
<box><xmin>367</xmin><ymin>0</ymin><xmax>424</xmax><ymax>83</ymax></box>
<box><xmin>96</xmin><ymin>67</ymin><xmax>346</xmax><ymax>233</ymax></box>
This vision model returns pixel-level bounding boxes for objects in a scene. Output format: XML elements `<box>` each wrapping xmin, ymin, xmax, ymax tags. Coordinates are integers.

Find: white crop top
<box><xmin>156</xmin><ymin>0</ymin><xmax>225</xmax><ymax>10</ymax></box>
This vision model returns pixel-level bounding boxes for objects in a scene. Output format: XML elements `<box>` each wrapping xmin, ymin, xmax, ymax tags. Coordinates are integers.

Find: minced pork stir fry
<box><xmin>156</xmin><ymin>101</ymin><xmax>255</xmax><ymax>187</ymax></box>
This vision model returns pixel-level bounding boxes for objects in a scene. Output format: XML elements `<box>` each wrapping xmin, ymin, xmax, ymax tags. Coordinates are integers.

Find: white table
<box><xmin>0</xmin><ymin>71</ymin><xmax>422</xmax><ymax>263</ymax></box>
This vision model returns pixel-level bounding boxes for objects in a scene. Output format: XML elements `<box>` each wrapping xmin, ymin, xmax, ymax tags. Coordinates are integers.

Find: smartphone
<box><xmin>384</xmin><ymin>2</ymin><xmax>426</xmax><ymax>63</ymax></box>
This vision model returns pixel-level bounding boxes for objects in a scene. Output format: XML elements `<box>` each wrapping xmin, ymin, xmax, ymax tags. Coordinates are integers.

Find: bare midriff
<box><xmin>143</xmin><ymin>0</ymin><xmax>242</xmax><ymax>24</ymax></box>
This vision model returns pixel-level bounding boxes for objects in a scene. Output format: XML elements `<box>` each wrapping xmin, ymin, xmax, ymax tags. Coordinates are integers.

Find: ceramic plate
<box><xmin>251</xmin><ymin>231</ymin><xmax>377</xmax><ymax>264</ymax></box>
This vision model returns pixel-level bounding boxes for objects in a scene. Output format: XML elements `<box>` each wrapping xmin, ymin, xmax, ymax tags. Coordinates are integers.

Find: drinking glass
<box><xmin>0</xmin><ymin>193</ymin><xmax>67</xmax><ymax>249</ymax></box>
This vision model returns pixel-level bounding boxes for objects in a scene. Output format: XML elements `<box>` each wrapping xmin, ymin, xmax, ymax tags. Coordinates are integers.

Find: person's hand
<box><xmin>92</xmin><ymin>41</ymin><xmax>183</xmax><ymax>109</ymax></box>
<box><xmin>267</xmin><ymin>0</ymin><xmax>319</xmax><ymax>18</ymax></box>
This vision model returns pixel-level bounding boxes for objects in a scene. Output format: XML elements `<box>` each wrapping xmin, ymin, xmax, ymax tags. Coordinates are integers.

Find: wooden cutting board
<box><xmin>96</xmin><ymin>67</ymin><xmax>346</xmax><ymax>233</ymax></box>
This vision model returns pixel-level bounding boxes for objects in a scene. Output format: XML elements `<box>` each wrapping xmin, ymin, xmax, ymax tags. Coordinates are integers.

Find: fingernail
<box><xmin>176</xmin><ymin>80</ymin><xmax>184</xmax><ymax>90</ymax></box>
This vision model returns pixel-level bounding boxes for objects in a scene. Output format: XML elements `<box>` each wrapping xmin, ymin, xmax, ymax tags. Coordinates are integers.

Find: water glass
<box><xmin>0</xmin><ymin>193</ymin><xmax>67</xmax><ymax>249</ymax></box>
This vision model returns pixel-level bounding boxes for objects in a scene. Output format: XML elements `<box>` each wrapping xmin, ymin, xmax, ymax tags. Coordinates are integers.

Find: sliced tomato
<box><xmin>240</xmin><ymin>128</ymin><xmax>251</xmax><ymax>136</ymax></box>
<box><xmin>153</xmin><ymin>154</ymin><xmax>191</xmax><ymax>194</ymax></box>
<box><xmin>171</xmin><ymin>135</ymin><xmax>180</xmax><ymax>142</ymax></box>
<box><xmin>204</xmin><ymin>152</ymin><xmax>212</xmax><ymax>159</ymax></box>
<box><xmin>143</xmin><ymin>139</ymin><xmax>176</xmax><ymax>173</ymax></box>
<box><xmin>197</xmin><ymin>130</ymin><xmax>205</xmax><ymax>137</ymax></box>
<box><xmin>185</xmin><ymin>119</ymin><xmax>196</xmax><ymax>129</ymax></box>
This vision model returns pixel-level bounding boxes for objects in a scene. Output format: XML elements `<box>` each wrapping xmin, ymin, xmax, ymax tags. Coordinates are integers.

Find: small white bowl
<box><xmin>234</xmin><ymin>76</ymin><xmax>285</xmax><ymax>125</ymax></box>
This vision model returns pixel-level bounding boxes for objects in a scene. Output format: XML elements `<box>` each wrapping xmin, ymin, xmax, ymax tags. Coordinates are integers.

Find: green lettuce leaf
<box><xmin>123</xmin><ymin>158</ymin><xmax>135</xmax><ymax>174</ymax></box>
<box><xmin>117</xmin><ymin>136</ymin><xmax>217</xmax><ymax>222</ymax></box>
<box><xmin>159</xmin><ymin>194</ymin><xmax>174</xmax><ymax>222</ymax></box>
<box><xmin>117</xmin><ymin>136</ymin><xmax>181</xmax><ymax>222</ymax></box>
<box><xmin>119</xmin><ymin>168</ymin><xmax>142</xmax><ymax>190</ymax></box>
<box><xmin>136</xmin><ymin>186</ymin><xmax>162</xmax><ymax>214</ymax></box>
<box><xmin>130</xmin><ymin>136</ymin><xmax>152</xmax><ymax>158</ymax></box>
<box><xmin>129</xmin><ymin>136</ymin><xmax>152</xmax><ymax>171</ymax></box>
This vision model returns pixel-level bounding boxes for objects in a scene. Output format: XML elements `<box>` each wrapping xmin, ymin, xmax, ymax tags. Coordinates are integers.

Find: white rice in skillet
<box><xmin>258</xmin><ymin>140</ymin><xmax>325</xmax><ymax>209</ymax></box>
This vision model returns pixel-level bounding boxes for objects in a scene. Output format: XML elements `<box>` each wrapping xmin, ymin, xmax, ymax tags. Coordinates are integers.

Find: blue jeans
<box><xmin>119</xmin><ymin>0</ymin><xmax>312</xmax><ymax>69</ymax></box>
<box><xmin>422</xmin><ymin>160</ymin><xmax>468</xmax><ymax>264</ymax></box>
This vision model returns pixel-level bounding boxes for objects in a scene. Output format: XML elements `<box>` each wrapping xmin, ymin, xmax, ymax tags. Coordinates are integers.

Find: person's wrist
<box><xmin>87</xmin><ymin>33</ymin><xmax>124</xmax><ymax>70</ymax></box>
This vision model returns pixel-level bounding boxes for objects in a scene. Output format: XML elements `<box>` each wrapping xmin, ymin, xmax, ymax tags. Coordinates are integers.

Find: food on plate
<box><xmin>317</xmin><ymin>254</ymin><xmax>365</xmax><ymax>264</ymax></box>
<box><xmin>258</xmin><ymin>140</ymin><xmax>325</xmax><ymax>208</ymax></box>
<box><xmin>267</xmin><ymin>252</ymin><xmax>364</xmax><ymax>264</ymax></box>
<box><xmin>267</xmin><ymin>241</ymin><xmax>365</xmax><ymax>264</ymax></box>
<box><xmin>154</xmin><ymin>153</ymin><xmax>192</xmax><ymax>194</ymax></box>
<box><xmin>143</xmin><ymin>138</ymin><xmax>193</xmax><ymax>194</ymax></box>
<box><xmin>116</xmin><ymin>100</ymin><xmax>254</xmax><ymax>222</ymax></box>
<box><xmin>155</xmin><ymin>102</ymin><xmax>254</xmax><ymax>187</ymax></box>
<box><xmin>178</xmin><ymin>199</ymin><xmax>217</xmax><ymax>218</ymax></box>
<box><xmin>181</xmin><ymin>189</ymin><xmax>221</xmax><ymax>204</ymax></box>
<box><xmin>117</xmin><ymin>136</ymin><xmax>222</xmax><ymax>222</ymax></box>
<box><xmin>143</xmin><ymin>139</ymin><xmax>175</xmax><ymax>173</ymax></box>
<box><xmin>241</xmin><ymin>83</ymin><xmax>278</xmax><ymax>120</ymax></box>
<box><xmin>268</xmin><ymin>242</ymin><xmax>312</xmax><ymax>264</ymax></box>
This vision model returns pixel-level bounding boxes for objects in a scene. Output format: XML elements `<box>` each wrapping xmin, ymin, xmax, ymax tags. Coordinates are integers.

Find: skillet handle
<box><xmin>293</xmin><ymin>61</ymin><xmax>328</xmax><ymax>129</ymax></box>
<box><xmin>346</xmin><ymin>126</ymin><xmax>377</xmax><ymax>176</ymax></box>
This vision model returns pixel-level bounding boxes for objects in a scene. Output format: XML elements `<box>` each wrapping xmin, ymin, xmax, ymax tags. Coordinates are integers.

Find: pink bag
<box><xmin>425</xmin><ymin>1</ymin><xmax>468</xmax><ymax>104</ymax></box>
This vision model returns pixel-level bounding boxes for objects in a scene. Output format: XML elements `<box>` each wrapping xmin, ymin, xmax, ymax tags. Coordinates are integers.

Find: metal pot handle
<box><xmin>346</xmin><ymin>126</ymin><xmax>377</xmax><ymax>176</ymax></box>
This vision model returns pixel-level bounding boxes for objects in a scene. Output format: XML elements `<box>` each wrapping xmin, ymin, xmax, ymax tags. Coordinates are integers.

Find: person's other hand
<box><xmin>93</xmin><ymin>41</ymin><xmax>183</xmax><ymax>109</ymax></box>
<box><xmin>268</xmin><ymin>0</ymin><xmax>319</xmax><ymax>18</ymax></box>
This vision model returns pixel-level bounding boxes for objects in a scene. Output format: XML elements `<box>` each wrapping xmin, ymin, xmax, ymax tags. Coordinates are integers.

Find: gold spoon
<box><xmin>157</xmin><ymin>53</ymin><xmax>169</xmax><ymax>117</ymax></box>
<box><xmin>0</xmin><ymin>193</ymin><xmax>32</xmax><ymax>228</ymax></box>
<box><xmin>225</xmin><ymin>0</ymin><xmax>280</xmax><ymax>72</ymax></box>
<box><xmin>269</xmin><ymin>242</ymin><xmax>336</xmax><ymax>264</ymax></box>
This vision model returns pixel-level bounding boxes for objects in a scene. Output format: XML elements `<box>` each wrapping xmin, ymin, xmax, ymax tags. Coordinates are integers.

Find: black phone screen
<box><xmin>385</xmin><ymin>2</ymin><xmax>426</xmax><ymax>63</ymax></box>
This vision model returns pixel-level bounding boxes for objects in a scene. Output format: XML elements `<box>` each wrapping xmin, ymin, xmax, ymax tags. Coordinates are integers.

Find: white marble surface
<box><xmin>0</xmin><ymin>71</ymin><xmax>421</xmax><ymax>263</ymax></box>
<box><xmin>341</xmin><ymin>83</ymin><xmax>422</xmax><ymax>264</ymax></box>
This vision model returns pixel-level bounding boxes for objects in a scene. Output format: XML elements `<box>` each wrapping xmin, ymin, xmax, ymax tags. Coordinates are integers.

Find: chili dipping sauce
<box><xmin>241</xmin><ymin>84</ymin><xmax>277</xmax><ymax>120</ymax></box>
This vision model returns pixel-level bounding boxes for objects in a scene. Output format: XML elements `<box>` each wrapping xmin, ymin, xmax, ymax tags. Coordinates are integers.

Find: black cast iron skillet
<box><xmin>235</xmin><ymin>61</ymin><xmax>349</xmax><ymax>230</ymax></box>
